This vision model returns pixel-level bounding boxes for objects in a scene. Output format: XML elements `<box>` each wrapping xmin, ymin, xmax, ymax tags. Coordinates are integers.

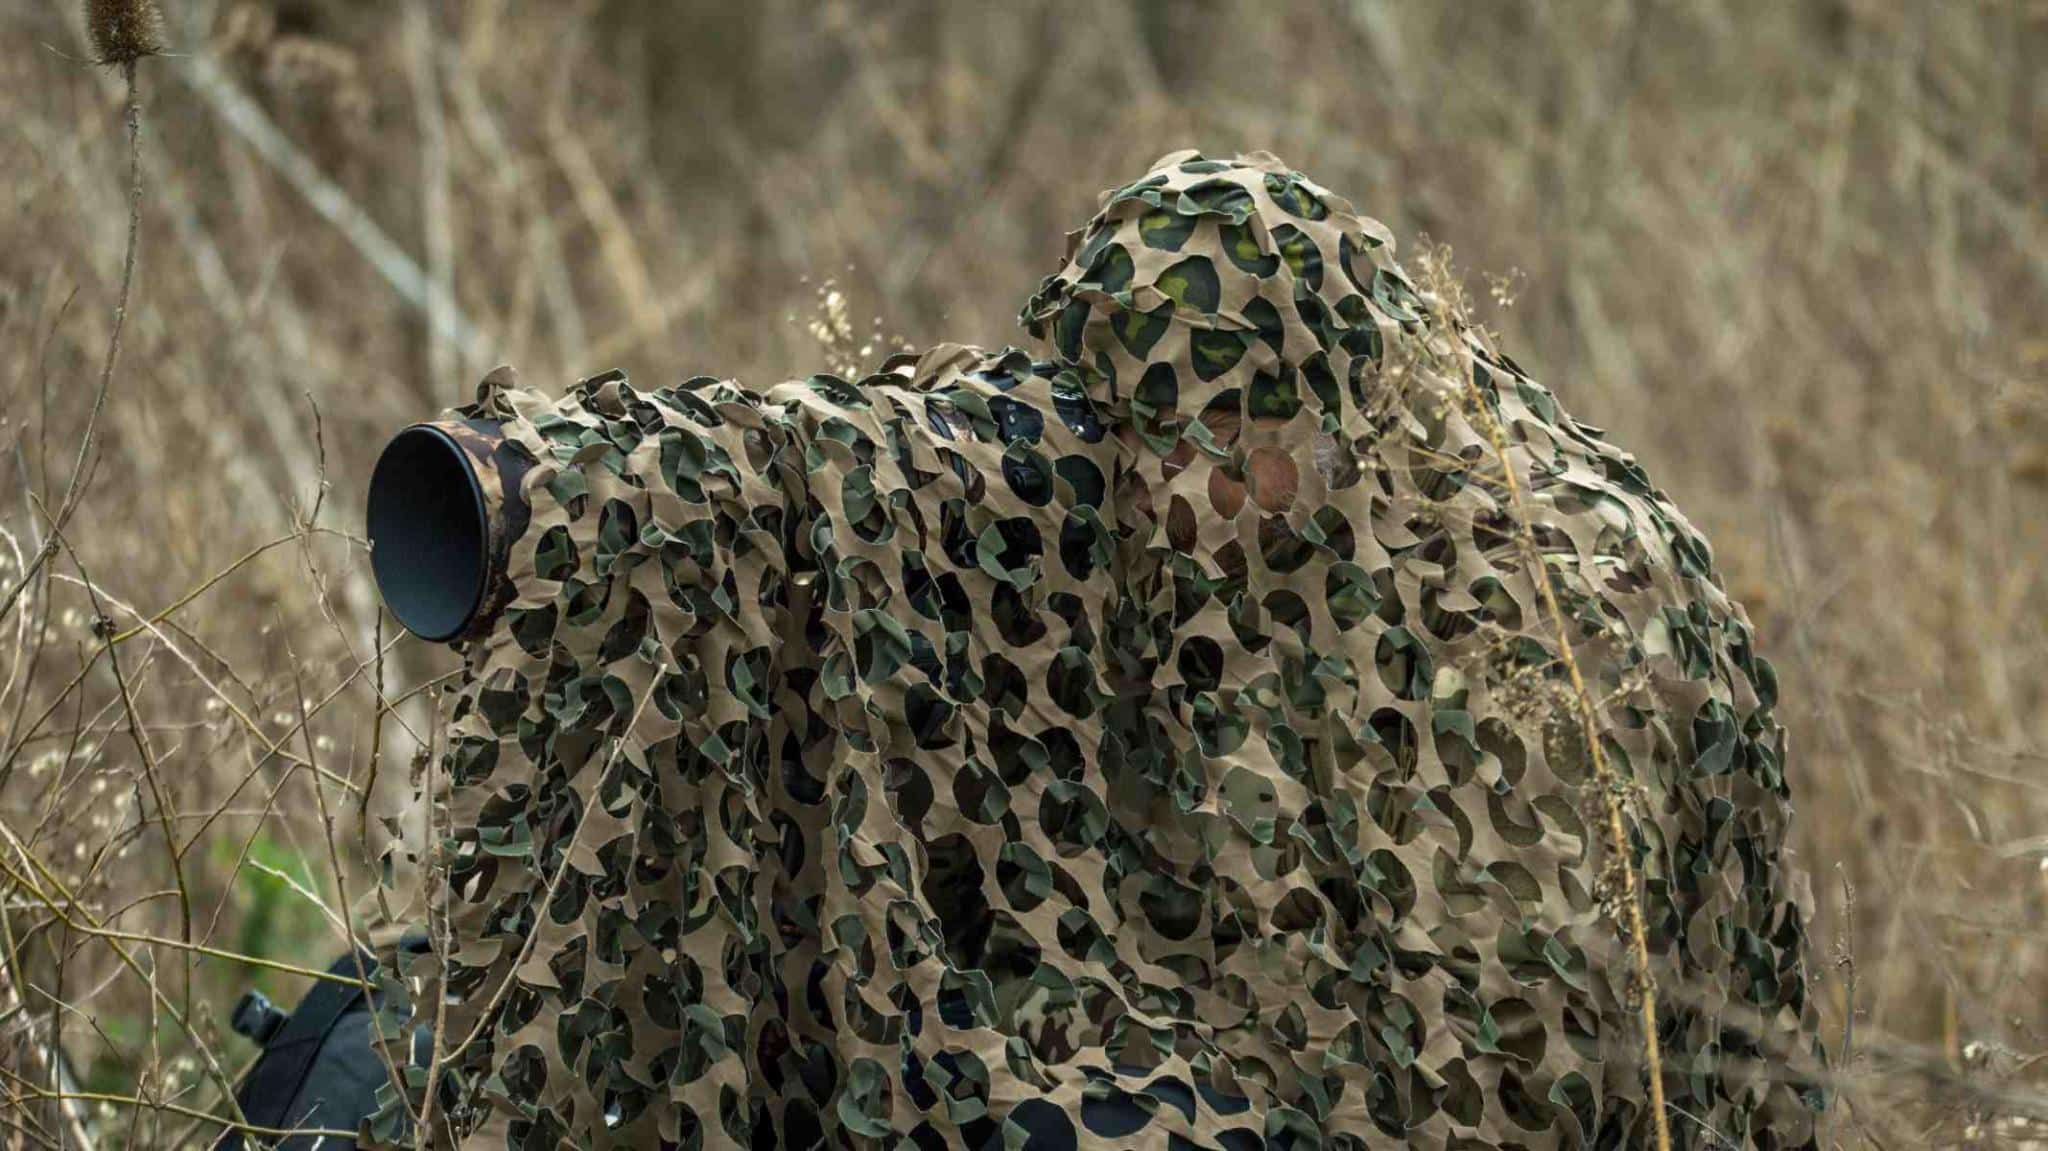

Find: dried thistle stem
<box><xmin>1444</xmin><ymin>307</ymin><xmax>1674</xmax><ymax>1151</ymax></box>
<box><xmin>0</xmin><ymin>58</ymin><xmax>147</xmax><ymax>629</ymax></box>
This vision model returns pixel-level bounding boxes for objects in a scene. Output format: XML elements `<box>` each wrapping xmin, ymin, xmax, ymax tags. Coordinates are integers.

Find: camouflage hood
<box><xmin>375</xmin><ymin>151</ymin><xmax>1823</xmax><ymax>1150</ymax></box>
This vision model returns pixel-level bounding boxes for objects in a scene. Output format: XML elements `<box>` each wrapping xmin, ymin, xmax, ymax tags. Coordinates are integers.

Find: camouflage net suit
<box><xmin>379</xmin><ymin>152</ymin><xmax>1823</xmax><ymax>1149</ymax></box>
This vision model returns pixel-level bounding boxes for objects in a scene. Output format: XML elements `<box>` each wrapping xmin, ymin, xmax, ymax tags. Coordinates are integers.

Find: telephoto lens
<box><xmin>365</xmin><ymin>410</ymin><xmax>529</xmax><ymax>643</ymax></box>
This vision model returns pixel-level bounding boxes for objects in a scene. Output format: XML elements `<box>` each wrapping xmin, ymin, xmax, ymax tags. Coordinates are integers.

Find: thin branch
<box><xmin>4</xmin><ymin>1087</ymin><xmax>353</xmax><ymax>1143</ymax></box>
<box><xmin>0</xmin><ymin>61</ymin><xmax>145</xmax><ymax>631</ymax></box>
<box><xmin>172</xmin><ymin>53</ymin><xmax>492</xmax><ymax>370</ymax></box>
<box><xmin>405</xmin><ymin>1</ymin><xmax>461</xmax><ymax>390</ymax></box>
<box><xmin>0</xmin><ymin>850</ymin><xmax>367</xmax><ymax>990</ymax></box>
<box><xmin>0</xmin><ymin>824</ymin><xmax>250</xmax><ymax>1131</ymax></box>
<box><xmin>52</xmin><ymin>534</ymin><xmax>195</xmax><ymax>1040</ymax></box>
<box><xmin>425</xmin><ymin>671</ymin><xmax>664</xmax><ymax>1137</ymax></box>
<box><xmin>289</xmin><ymin>629</ymin><xmax>425</xmax><ymax>1135</ymax></box>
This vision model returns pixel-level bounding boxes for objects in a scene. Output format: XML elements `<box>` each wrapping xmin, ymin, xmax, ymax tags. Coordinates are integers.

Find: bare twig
<box><xmin>0</xmin><ymin>908</ymin><xmax>93</xmax><ymax>1151</ymax></box>
<box><xmin>0</xmin><ymin>60</ymin><xmax>146</xmax><ymax>631</ymax></box>
<box><xmin>424</xmin><ymin>671</ymin><xmax>664</xmax><ymax>1138</ymax></box>
<box><xmin>0</xmin><ymin>824</ymin><xmax>250</xmax><ymax>1130</ymax></box>
<box><xmin>405</xmin><ymin>2</ymin><xmax>461</xmax><ymax>391</ymax></box>
<box><xmin>172</xmin><ymin>54</ymin><xmax>492</xmax><ymax>370</ymax></box>
<box><xmin>4</xmin><ymin>1086</ymin><xmax>352</xmax><ymax>1144</ymax></box>
<box><xmin>287</xmin><ymin>629</ymin><xmax>422</xmax><ymax>1134</ymax></box>
<box><xmin>0</xmin><ymin>853</ymin><xmax>366</xmax><ymax>990</ymax></box>
<box><xmin>52</xmin><ymin>535</ymin><xmax>194</xmax><ymax>1026</ymax></box>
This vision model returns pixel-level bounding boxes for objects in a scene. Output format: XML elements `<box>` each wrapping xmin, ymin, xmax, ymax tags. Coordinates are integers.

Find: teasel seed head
<box><xmin>86</xmin><ymin>0</ymin><xmax>165</xmax><ymax>66</ymax></box>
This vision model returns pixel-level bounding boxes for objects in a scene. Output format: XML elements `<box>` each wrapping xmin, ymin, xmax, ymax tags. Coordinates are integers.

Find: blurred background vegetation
<box><xmin>0</xmin><ymin>0</ymin><xmax>2044</xmax><ymax>1144</ymax></box>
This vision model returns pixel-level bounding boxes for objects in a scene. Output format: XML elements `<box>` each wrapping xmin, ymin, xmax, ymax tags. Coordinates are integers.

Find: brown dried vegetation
<box><xmin>0</xmin><ymin>1</ymin><xmax>2042</xmax><ymax>1146</ymax></box>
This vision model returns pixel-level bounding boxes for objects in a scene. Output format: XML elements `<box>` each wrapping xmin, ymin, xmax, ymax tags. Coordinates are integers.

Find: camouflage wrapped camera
<box><xmin>363</xmin><ymin>152</ymin><xmax>1824</xmax><ymax>1149</ymax></box>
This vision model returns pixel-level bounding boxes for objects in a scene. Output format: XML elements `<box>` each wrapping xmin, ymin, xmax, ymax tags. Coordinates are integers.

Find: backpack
<box><xmin>215</xmin><ymin>937</ymin><xmax>421</xmax><ymax>1150</ymax></box>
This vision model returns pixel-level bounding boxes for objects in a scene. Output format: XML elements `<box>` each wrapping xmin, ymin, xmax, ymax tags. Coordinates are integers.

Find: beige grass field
<box><xmin>0</xmin><ymin>1</ymin><xmax>2043</xmax><ymax>1145</ymax></box>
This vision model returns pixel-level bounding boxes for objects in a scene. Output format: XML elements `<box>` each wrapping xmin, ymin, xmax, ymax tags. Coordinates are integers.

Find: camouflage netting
<box><xmin>371</xmin><ymin>152</ymin><xmax>1824</xmax><ymax>1149</ymax></box>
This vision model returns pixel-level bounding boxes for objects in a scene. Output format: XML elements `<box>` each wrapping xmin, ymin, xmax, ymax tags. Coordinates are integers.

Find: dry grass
<box><xmin>0</xmin><ymin>0</ymin><xmax>2042</xmax><ymax>1146</ymax></box>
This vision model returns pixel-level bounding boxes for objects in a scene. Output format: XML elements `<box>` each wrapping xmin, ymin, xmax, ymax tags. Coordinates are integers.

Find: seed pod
<box><xmin>85</xmin><ymin>0</ymin><xmax>164</xmax><ymax>66</ymax></box>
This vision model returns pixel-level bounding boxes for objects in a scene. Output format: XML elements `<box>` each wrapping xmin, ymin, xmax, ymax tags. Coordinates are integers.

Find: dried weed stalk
<box><xmin>0</xmin><ymin>11</ymin><xmax>155</xmax><ymax>632</ymax></box>
<box><xmin>1414</xmin><ymin>244</ymin><xmax>1674</xmax><ymax>1151</ymax></box>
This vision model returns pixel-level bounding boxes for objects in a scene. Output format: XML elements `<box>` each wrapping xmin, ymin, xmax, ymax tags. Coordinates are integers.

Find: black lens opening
<box><xmin>367</xmin><ymin>426</ymin><xmax>488</xmax><ymax>641</ymax></box>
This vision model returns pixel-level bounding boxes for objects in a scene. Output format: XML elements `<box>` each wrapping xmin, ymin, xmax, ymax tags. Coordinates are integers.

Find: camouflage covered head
<box><xmin>373</xmin><ymin>151</ymin><xmax>1824</xmax><ymax>1149</ymax></box>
